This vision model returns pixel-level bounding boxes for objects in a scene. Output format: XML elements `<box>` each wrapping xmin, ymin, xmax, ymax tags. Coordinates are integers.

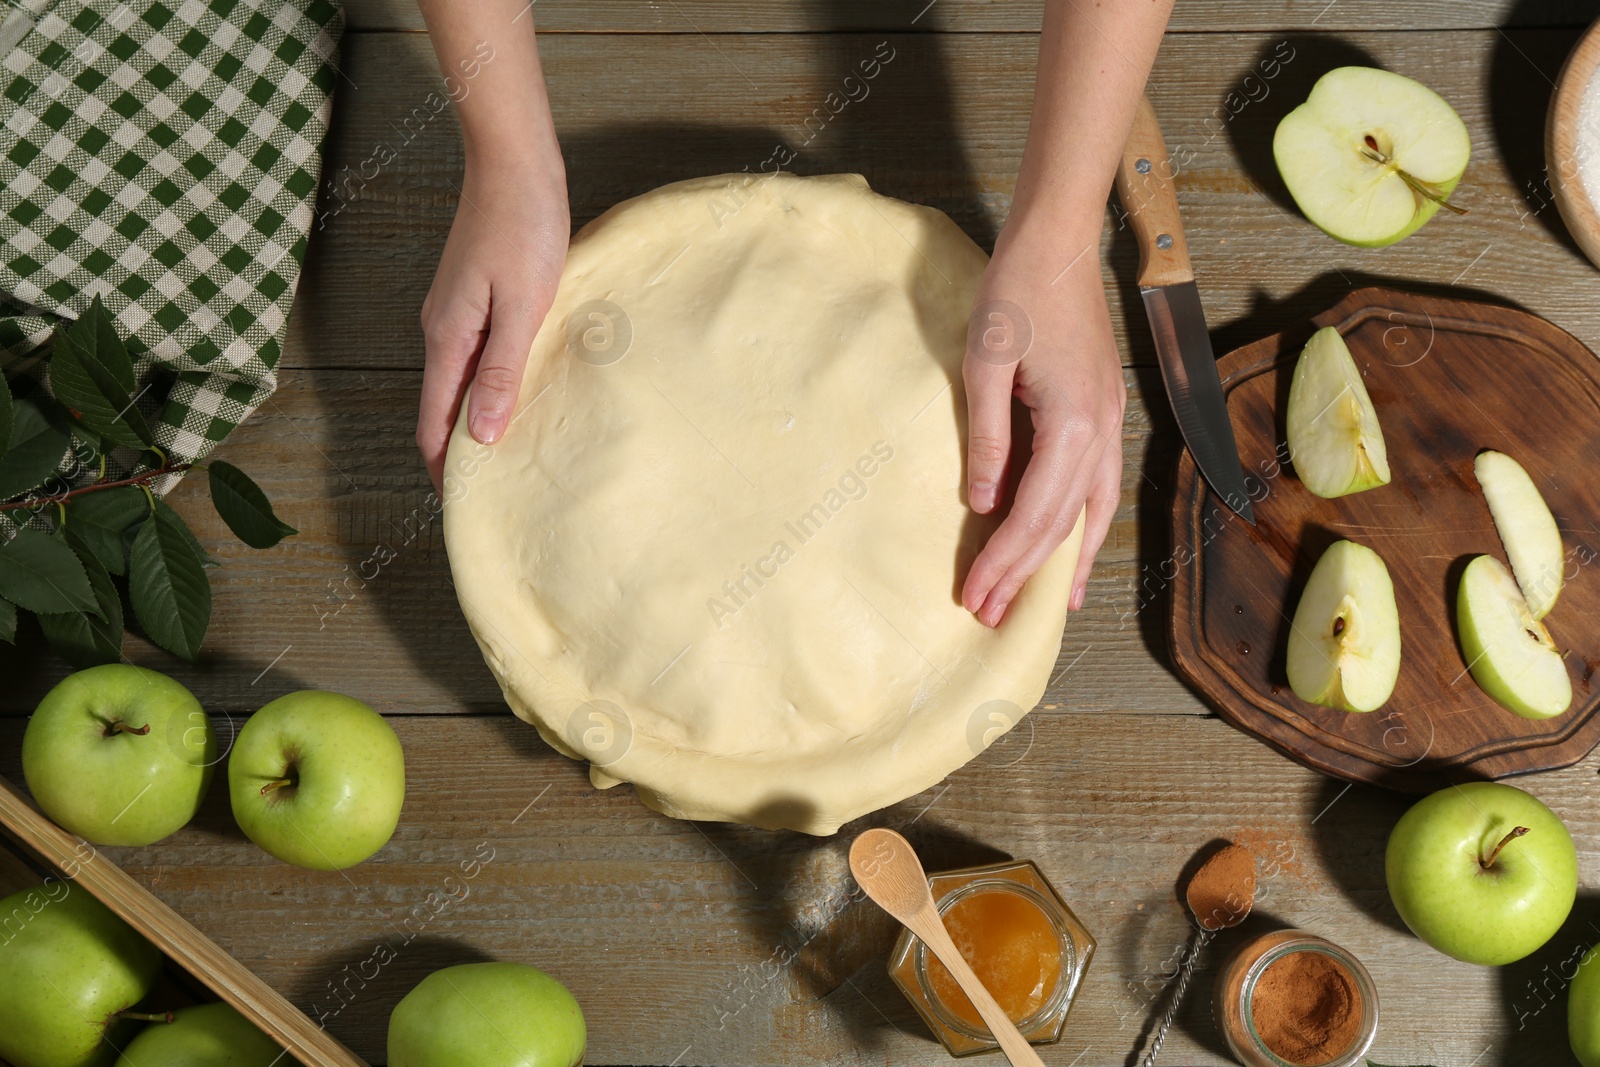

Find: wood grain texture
<box><xmin>0</xmin><ymin>712</ymin><xmax>1594</xmax><ymax>1066</ymax></box>
<box><xmin>336</xmin><ymin>0</ymin><xmax>1600</xmax><ymax>34</ymax></box>
<box><xmin>297</xmin><ymin>28</ymin><xmax>1600</xmax><ymax>379</ymax></box>
<box><xmin>5</xmin><ymin>12</ymin><xmax>1600</xmax><ymax>1067</ymax></box>
<box><xmin>1171</xmin><ymin>288</ymin><xmax>1600</xmax><ymax>788</ymax></box>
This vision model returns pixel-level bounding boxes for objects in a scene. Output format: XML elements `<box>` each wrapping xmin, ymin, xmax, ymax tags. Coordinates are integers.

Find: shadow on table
<box><xmin>1495</xmin><ymin>889</ymin><xmax>1600</xmax><ymax>1065</ymax></box>
<box><xmin>1490</xmin><ymin>1</ymin><xmax>1597</xmax><ymax>259</ymax></box>
<box><xmin>1223</xmin><ymin>35</ymin><xmax>1383</xmax><ymax>219</ymax></box>
<box><xmin>287</xmin><ymin>934</ymin><xmax>496</xmax><ymax>1053</ymax></box>
<box><xmin>1305</xmin><ymin>777</ymin><xmax>1411</xmax><ymax>936</ymax></box>
<box><xmin>691</xmin><ymin>811</ymin><xmax>1008</xmax><ymax>1056</ymax></box>
<box><xmin>1116</xmin><ymin>838</ymin><xmax>1254</xmax><ymax>1065</ymax></box>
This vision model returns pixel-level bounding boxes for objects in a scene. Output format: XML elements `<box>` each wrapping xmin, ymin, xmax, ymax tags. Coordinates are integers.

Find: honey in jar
<box><xmin>887</xmin><ymin>859</ymin><xmax>1096</xmax><ymax>1056</ymax></box>
<box><xmin>924</xmin><ymin>884</ymin><xmax>1064</xmax><ymax>1027</ymax></box>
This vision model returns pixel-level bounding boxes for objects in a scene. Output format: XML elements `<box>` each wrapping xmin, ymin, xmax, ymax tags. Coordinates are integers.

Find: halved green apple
<box><xmin>1458</xmin><ymin>554</ymin><xmax>1571</xmax><ymax>719</ymax></box>
<box><xmin>1274</xmin><ymin>66</ymin><xmax>1470</xmax><ymax>247</ymax></box>
<box><xmin>1475</xmin><ymin>450</ymin><xmax>1562</xmax><ymax>620</ymax></box>
<box><xmin>1286</xmin><ymin>326</ymin><xmax>1390</xmax><ymax>498</ymax></box>
<box><xmin>1287</xmin><ymin>540</ymin><xmax>1402</xmax><ymax>713</ymax></box>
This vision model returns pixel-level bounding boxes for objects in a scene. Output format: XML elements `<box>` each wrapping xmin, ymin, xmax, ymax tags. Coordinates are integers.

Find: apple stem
<box><xmin>1482</xmin><ymin>826</ymin><xmax>1530</xmax><ymax>869</ymax></box>
<box><xmin>260</xmin><ymin>778</ymin><xmax>295</xmax><ymax>797</ymax></box>
<box><xmin>1359</xmin><ymin>141</ymin><xmax>1468</xmax><ymax>216</ymax></box>
<box><xmin>106</xmin><ymin>721</ymin><xmax>150</xmax><ymax>737</ymax></box>
<box><xmin>115</xmin><ymin>1010</ymin><xmax>174</xmax><ymax>1023</ymax></box>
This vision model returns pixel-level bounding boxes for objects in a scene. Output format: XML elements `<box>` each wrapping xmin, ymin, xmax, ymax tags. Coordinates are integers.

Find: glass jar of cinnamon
<box><xmin>1214</xmin><ymin>929</ymin><xmax>1379</xmax><ymax>1067</ymax></box>
<box><xmin>887</xmin><ymin>859</ymin><xmax>1095</xmax><ymax>1056</ymax></box>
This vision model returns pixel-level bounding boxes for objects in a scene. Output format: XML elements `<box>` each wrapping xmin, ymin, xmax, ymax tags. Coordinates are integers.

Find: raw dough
<box><xmin>443</xmin><ymin>173</ymin><xmax>1082</xmax><ymax>835</ymax></box>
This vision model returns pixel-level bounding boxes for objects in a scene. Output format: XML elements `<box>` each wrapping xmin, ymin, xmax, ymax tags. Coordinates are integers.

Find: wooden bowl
<box><xmin>1548</xmin><ymin>16</ymin><xmax>1600</xmax><ymax>270</ymax></box>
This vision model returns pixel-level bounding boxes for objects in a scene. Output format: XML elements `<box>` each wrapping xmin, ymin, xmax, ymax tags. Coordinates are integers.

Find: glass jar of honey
<box><xmin>887</xmin><ymin>859</ymin><xmax>1094</xmax><ymax>1056</ymax></box>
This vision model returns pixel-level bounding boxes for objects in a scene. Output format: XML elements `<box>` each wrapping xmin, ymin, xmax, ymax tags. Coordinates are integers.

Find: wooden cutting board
<box><xmin>1169</xmin><ymin>287</ymin><xmax>1600</xmax><ymax>792</ymax></box>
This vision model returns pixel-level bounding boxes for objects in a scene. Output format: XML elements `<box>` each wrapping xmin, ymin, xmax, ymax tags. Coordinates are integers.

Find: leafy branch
<box><xmin>0</xmin><ymin>461</ymin><xmax>192</xmax><ymax>513</ymax></box>
<box><xmin>0</xmin><ymin>296</ymin><xmax>295</xmax><ymax>665</ymax></box>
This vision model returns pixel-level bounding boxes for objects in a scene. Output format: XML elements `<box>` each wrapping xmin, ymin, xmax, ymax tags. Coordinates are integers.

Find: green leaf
<box><xmin>129</xmin><ymin>504</ymin><xmax>210</xmax><ymax>661</ymax></box>
<box><xmin>0</xmin><ymin>527</ymin><xmax>97</xmax><ymax>615</ymax></box>
<box><xmin>208</xmin><ymin>461</ymin><xmax>296</xmax><ymax>549</ymax></box>
<box><xmin>66</xmin><ymin>296</ymin><xmax>135</xmax><ymax>390</ymax></box>
<box><xmin>0</xmin><ymin>596</ymin><xmax>14</xmax><ymax>643</ymax></box>
<box><xmin>155</xmin><ymin>500</ymin><xmax>218</xmax><ymax>567</ymax></box>
<box><xmin>49</xmin><ymin>325</ymin><xmax>155</xmax><ymax>449</ymax></box>
<box><xmin>0</xmin><ymin>373</ymin><xmax>13</xmax><ymax>463</ymax></box>
<box><xmin>65</xmin><ymin>485</ymin><xmax>151</xmax><ymax>575</ymax></box>
<box><xmin>39</xmin><ymin>528</ymin><xmax>123</xmax><ymax>667</ymax></box>
<box><xmin>0</xmin><ymin>399</ymin><xmax>71</xmax><ymax>501</ymax></box>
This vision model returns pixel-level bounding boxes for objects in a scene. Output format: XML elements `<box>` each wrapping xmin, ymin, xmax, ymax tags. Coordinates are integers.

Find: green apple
<box><xmin>1458</xmin><ymin>554</ymin><xmax>1571</xmax><ymax>719</ymax></box>
<box><xmin>113</xmin><ymin>1002</ymin><xmax>283</xmax><ymax>1067</ymax></box>
<box><xmin>1386</xmin><ymin>781</ymin><xmax>1576</xmax><ymax>965</ymax></box>
<box><xmin>23</xmin><ymin>665</ymin><xmax>216</xmax><ymax>847</ymax></box>
<box><xmin>1274</xmin><ymin>66</ymin><xmax>1470</xmax><ymax>246</ymax></box>
<box><xmin>1572</xmin><ymin>943</ymin><xmax>1600</xmax><ymax>1067</ymax></box>
<box><xmin>388</xmin><ymin>962</ymin><xmax>585</xmax><ymax>1067</ymax></box>
<box><xmin>1475</xmin><ymin>450</ymin><xmax>1562</xmax><ymax>619</ymax></box>
<box><xmin>228</xmin><ymin>690</ymin><xmax>405</xmax><ymax>870</ymax></box>
<box><xmin>0</xmin><ymin>886</ymin><xmax>164</xmax><ymax>1067</ymax></box>
<box><xmin>1286</xmin><ymin>326</ymin><xmax>1391</xmax><ymax>498</ymax></box>
<box><xmin>1287</xmin><ymin>539</ymin><xmax>1401</xmax><ymax>712</ymax></box>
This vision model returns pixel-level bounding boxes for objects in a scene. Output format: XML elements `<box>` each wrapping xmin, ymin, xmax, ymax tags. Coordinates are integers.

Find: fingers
<box><xmin>464</xmin><ymin>287</ymin><xmax>546</xmax><ymax>446</ymax></box>
<box><xmin>963</xmin><ymin>401</ymin><xmax>1109</xmax><ymax>627</ymax></box>
<box><xmin>1069</xmin><ymin>433</ymin><xmax>1123</xmax><ymax>611</ymax></box>
<box><xmin>963</xmin><ymin>358</ymin><xmax>1017</xmax><ymax>514</ymax></box>
<box><xmin>418</xmin><ymin>282</ymin><xmax>490</xmax><ymax>494</ymax></box>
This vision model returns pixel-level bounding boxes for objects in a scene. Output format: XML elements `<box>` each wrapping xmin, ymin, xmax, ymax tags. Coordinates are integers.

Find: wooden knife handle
<box><xmin>1113</xmin><ymin>94</ymin><xmax>1194</xmax><ymax>289</ymax></box>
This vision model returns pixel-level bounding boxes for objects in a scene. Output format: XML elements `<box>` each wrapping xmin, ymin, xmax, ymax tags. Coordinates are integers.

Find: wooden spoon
<box><xmin>849</xmin><ymin>828</ymin><xmax>1047</xmax><ymax>1067</ymax></box>
<box><xmin>1140</xmin><ymin>842</ymin><xmax>1257</xmax><ymax>1066</ymax></box>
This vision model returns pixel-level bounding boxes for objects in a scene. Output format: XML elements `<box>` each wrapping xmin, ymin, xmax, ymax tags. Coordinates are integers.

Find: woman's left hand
<box><xmin>960</xmin><ymin>231</ymin><xmax>1125</xmax><ymax>627</ymax></box>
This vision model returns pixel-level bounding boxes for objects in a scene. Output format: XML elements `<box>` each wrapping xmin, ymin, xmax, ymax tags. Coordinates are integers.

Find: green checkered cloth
<box><xmin>0</xmin><ymin>0</ymin><xmax>341</xmax><ymax>478</ymax></box>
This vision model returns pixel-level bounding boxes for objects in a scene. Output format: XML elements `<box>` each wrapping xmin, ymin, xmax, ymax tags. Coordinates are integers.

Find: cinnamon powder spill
<box><xmin>1250</xmin><ymin>949</ymin><xmax>1362</xmax><ymax>1065</ymax></box>
<box><xmin>1188</xmin><ymin>843</ymin><xmax>1255</xmax><ymax>931</ymax></box>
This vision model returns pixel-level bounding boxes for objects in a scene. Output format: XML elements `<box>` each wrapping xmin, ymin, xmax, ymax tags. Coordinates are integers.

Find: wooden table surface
<box><xmin>7</xmin><ymin>1</ymin><xmax>1600</xmax><ymax>1063</ymax></box>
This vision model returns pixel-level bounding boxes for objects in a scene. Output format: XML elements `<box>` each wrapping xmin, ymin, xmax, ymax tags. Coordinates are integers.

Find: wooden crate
<box><xmin>0</xmin><ymin>773</ymin><xmax>369</xmax><ymax>1067</ymax></box>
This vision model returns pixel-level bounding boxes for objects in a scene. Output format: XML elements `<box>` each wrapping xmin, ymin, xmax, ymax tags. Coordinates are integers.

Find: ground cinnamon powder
<box><xmin>1250</xmin><ymin>949</ymin><xmax>1362</xmax><ymax>1065</ymax></box>
<box><xmin>1188</xmin><ymin>843</ymin><xmax>1256</xmax><ymax>930</ymax></box>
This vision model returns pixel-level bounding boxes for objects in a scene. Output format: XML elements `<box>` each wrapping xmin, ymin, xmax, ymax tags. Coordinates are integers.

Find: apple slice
<box><xmin>1286</xmin><ymin>326</ymin><xmax>1390</xmax><ymax>498</ymax></box>
<box><xmin>1274</xmin><ymin>66</ymin><xmax>1471</xmax><ymax>247</ymax></box>
<box><xmin>1458</xmin><ymin>554</ymin><xmax>1571</xmax><ymax>719</ymax></box>
<box><xmin>1474</xmin><ymin>450</ymin><xmax>1562</xmax><ymax>620</ymax></box>
<box><xmin>1287</xmin><ymin>539</ymin><xmax>1402</xmax><ymax>712</ymax></box>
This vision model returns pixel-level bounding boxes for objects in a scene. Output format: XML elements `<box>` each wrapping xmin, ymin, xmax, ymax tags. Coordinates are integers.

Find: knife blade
<box><xmin>1113</xmin><ymin>95</ymin><xmax>1255</xmax><ymax>523</ymax></box>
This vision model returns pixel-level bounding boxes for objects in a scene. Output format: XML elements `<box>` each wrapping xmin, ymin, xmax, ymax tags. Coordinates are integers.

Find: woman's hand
<box><xmin>417</xmin><ymin>160</ymin><xmax>569</xmax><ymax>492</ymax></box>
<box><xmin>961</xmin><ymin>231</ymin><xmax>1125</xmax><ymax>627</ymax></box>
<box><xmin>956</xmin><ymin>0</ymin><xmax>1176</xmax><ymax>627</ymax></box>
<box><xmin>414</xmin><ymin>0</ymin><xmax>567</xmax><ymax>492</ymax></box>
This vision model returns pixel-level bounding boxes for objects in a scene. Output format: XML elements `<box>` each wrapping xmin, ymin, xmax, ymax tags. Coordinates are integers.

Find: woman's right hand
<box><xmin>416</xmin><ymin>157</ymin><xmax>569</xmax><ymax>492</ymax></box>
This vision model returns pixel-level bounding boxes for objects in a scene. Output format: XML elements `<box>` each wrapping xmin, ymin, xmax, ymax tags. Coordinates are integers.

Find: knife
<box><xmin>1113</xmin><ymin>95</ymin><xmax>1255</xmax><ymax>523</ymax></box>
